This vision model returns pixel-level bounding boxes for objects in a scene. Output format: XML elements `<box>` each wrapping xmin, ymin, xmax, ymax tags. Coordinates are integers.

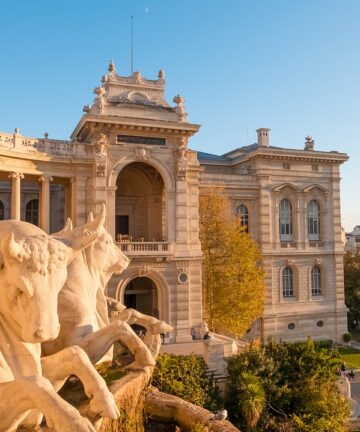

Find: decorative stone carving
<box><xmin>43</xmin><ymin>205</ymin><xmax>172</xmax><ymax>371</ymax></box>
<box><xmin>0</xmin><ymin>220</ymin><xmax>119</xmax><ymax>431</ymax></box>
<box><xmin>177</xmin><ymin>137</ymin><xmax>188</xmax><ymax>161</ymax></box>
<box><xmin>38</xmin><ymin>174</ymin><xmax>54</xmax><ymax>183</ymax></box>
<box><xmin>173</xmin><ymin>95</ymin><xmax>188</xmax><ymax>122</ymax></box>
<box><xmin>95</xmin><ymin>160</ymin><xmax>107</xmax><ymax>177</ymax></box>
<box><xmin>135</xmin><ymin>145</ymin><xmax>151</xmax><ymax>160</ymax></box>
<box><xmin>199</xmin><ymin>321</ymin><xmax>209</xmax><ymax>340</ymax></box>
<box><xmin>93</xmin><ymin>86</ymin><xmax>106</xmax><ymax>113</ymax></box>
<box><xmin>305</xmin><ymin>135</ymin><xmax>314</xmax><ymax>151</ymax></box>
<box><xmin>139</xmin><ymin>266</ymin><xmax>150</xmax><ymax>277</ymax></box>
<box><xmin>8</xmin><ymin>171</ymin><xmax>24</xmax><ymax>180</ymax></box>
<box><xmin>108</xmin><ymin>61</ymin><xmax>116</xmax><ymax>77</ymax></box>
<box><xmin>177</xmin><ymin>160</ymin><xmax>187</xmax><ymax>179</ymax></box>
<box><xmin>95</xmin><ymin>133</ymin><xmax>109</xmax><ymax>158</ymax></box>
<box><xmin>133</xmin><ymin>71</ymin><xmax>142</xmax><ymax>84</ymax></box>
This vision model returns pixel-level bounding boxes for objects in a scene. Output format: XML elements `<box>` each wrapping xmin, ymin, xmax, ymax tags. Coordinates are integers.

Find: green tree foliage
<box><xmin>344</xmin><ymin>250</ymin><xmax>360</xmax><ymax>328</ymax></box>
<box><xmin>235</xmin><ymin>371</ymin><xmax>266</xmax><ymax>429</ymax></box>
<box><xmin>226</xmin><ymin>339</ymin><xmax>350</xmax><ymax>432</ymax></box>
<box><xmin>152</xmin><ymin>353</ymin><xmax>221</xmax><ymax>412</ymax></box>
<box><xmin>199</xmin><ymin>189</ymin><xmax>265</xmax><ymax>337</ymax></box>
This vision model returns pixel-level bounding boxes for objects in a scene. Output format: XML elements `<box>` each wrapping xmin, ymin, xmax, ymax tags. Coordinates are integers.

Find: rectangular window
<box><xmin>311</xmin><ymin>268</ymin><xmax>322</xmax><ymax>296</ymax></box>
<box><xmin>279</xmin><ymin>199</ymin><xmax>293</xmax><ymax>242</ymax></box>
<box><xmin>283</xmin><ymin>272</ymin><xmax>294</xmax><ymax>297</ymax></box>
<box><xmin>117</xmin><ymin>135</ymin><xmax>166</xmax><ymax>146</ymax></box>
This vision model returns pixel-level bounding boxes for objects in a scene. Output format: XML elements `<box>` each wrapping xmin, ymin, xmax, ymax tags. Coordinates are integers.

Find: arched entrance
<box><xmin>123</xmin><ymin>277</ymin><xmax>159</xmax><ymax>318</ymax></box>
<box><xmin>115</xmin><ymin>162</ymin><xmax>166</xmax><ymax>242</ymax></box>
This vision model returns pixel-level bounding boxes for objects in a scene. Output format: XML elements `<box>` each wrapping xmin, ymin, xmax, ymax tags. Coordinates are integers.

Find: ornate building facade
<box><xmin>0</xmin><ymin>63</ymin><xmax>348</xmax><ymax>343</ymax></box>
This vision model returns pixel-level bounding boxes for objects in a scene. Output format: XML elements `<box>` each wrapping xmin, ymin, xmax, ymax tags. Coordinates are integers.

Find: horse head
<box><xmin>54</xmin><ymin>204</ymin><xmax>130</xmax><ymax>279</ymax></box>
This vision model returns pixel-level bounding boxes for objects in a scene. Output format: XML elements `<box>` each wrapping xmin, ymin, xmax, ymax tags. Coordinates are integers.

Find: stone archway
<box><xmin>114</xmin><ymin>162</ymin><xmax>166</xmax><ymax>242</ymax></box>
<box><xmin>123</xmin><ymin>277</ymin><xmax>159</xmax><ymax>318</ymax></box>
<box><xmin>116</xmin><ymin>269</ymin><xmax>170</xmax><ymax>325</ymax></box>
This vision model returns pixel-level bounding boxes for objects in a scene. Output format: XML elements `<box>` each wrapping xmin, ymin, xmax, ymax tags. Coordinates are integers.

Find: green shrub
<box><xmin>343</xmin><ymin>333</ymin><xmax>352</xmax><ymax>343</ymax></box>
<box><xmin>226</xmin><ymin>339</ymin><xmax>350</xmax><ymax>431</ymax></box>
<box><xmin>152</xmin><ymin>353</ymin><xmax>221</xmax><ymax>412</ymax></box>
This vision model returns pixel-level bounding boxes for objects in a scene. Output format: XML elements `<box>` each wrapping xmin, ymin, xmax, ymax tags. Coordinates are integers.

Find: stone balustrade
<box><xmin>0</xmin><ymin>131</ymin><xmax>88</xmax><ymax>158</ymax></box>
<box><xmin>117</xmin><ymin>241</ymin><xmax>172</xmax><ymax>255</ymax></box>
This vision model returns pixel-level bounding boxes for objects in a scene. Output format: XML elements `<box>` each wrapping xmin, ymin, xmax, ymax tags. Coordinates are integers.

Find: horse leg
<box><xmin>113</xmin><ymin>308</ymin><xmax>173</xmax><ymax>356</ymax></box>
<box><xmin>115</xmin><ymin>307</ymin><xmax>173</xmax><ymax>335</ymax></box>
<box><xmin>79</xmin><ymin>320</ymin><xmax>156</xmax><ymax>368</ymax></box>
<box><xmin>41</xmin><ymin>346</ymin><xmax>119</xmax><ymax>419</ymax></box>
<box><xmin>0</xmin><ymin>376</ymin><xmax>96</xmax><ymax>432</ymax></box>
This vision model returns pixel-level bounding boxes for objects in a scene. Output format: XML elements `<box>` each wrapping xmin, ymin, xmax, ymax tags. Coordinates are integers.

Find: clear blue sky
<box><xmin>1</xmin><ymin>0</ymin><xmax>359</xmax><ymax>230</ymax></box>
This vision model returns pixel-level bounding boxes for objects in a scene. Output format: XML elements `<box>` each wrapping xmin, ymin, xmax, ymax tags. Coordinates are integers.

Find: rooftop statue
<box><xmin>0</xmin><ymin>220</ymin><xmax>119</xmax><ymax>432</ymax></box>
<box><xmin>42</xmin><ymin>204</ymin><xmax>172</xmax><ymax>368</ymax></box>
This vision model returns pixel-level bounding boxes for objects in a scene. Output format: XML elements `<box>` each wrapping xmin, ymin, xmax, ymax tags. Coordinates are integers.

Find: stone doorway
<box><xmin>123</xmin><ymin>277</ymin><xmax>159</xmax><ymax>318</ymax></box>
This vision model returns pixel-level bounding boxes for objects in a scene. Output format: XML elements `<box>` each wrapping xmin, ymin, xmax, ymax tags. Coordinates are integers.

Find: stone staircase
<box><xmin>161</xmin><ymin>332</ymin><xmax>247</xmax><ymax>388</ymax></box>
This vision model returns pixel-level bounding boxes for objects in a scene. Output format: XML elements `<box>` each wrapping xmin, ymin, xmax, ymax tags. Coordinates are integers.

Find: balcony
<box><xmin>280</xmin><ymin>242</ymin><xmax>296</xmax><ymax>248</ymax></box>
<box><xmin>116</xmin><ymin>240</ymin><xmax>173</xmax><ymax>256</ymax></box>
<box><xmin>308</xmin><ymin>241</ymin><xmax>325</xmax><ymax>248</ymax></box>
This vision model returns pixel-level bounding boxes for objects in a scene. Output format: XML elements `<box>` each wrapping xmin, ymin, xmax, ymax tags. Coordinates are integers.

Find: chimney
<box><xmin>256</xmin><ymin>128</ymin><xmax>270</xmax><ymax>147</ymax></box>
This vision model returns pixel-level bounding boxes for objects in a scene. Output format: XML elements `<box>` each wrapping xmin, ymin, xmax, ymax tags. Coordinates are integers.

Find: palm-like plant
<box><xmin>236</xmin><ymin>371</ymin><xmax>266</xmax><ymax>430</ymax></box>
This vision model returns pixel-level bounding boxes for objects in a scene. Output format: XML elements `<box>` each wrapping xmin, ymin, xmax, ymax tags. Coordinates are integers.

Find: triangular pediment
<box><xmin>272</xmin><ymin>183</ymin><xmax>300</xmax><ymax>192</ymax></box>
<box><xmin>302</xmin><ymin>184</ymin><xmax>328</xmax><ymax>193</ymax></box>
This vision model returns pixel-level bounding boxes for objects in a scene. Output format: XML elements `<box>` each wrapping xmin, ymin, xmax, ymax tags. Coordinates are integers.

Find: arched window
<box><xmin>236</xmin><ymin>204</ymin><xmax>249</xmax><ymax>232</ymax></box>
<box><xmin>311</xmin><ymin>266</ymin><xmax>322</xmax><ymax>296</ymax></box>
<box><xmin>308</xmin><ymin>200</ymin><xmax>320</xmax><ymax>241</ymax></box>
<box><xmin>25</xmin><ymin>199</ymin><xmax>39</xmax><ymax>226</ymax></box>
<box><xmin>279</xmin><ymin>199</ymin><xmax>293</xmax><ymax>241</ymax></box>
<box><xmin>283</xmin><ymin>267</ymin><xmax>294</xmax><ymax>297</ymax></box>
<box><xmin>0</xmin><ymin>200</ymin><xmax>4</xmax><ymax>221</ymax></box>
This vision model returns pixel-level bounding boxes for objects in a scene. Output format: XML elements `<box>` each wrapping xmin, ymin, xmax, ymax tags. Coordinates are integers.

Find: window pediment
<box><xmin>302</xmin><ymin>184</ymin><xmax>328</xmax><ymax>193</ymax></box>
<box><xmin>273</xmin><ymin>183</ymin><xmax>300</xmax><ymax>193</ymax></box>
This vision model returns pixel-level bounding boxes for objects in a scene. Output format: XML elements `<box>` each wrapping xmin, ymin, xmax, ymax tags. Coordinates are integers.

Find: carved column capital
<box><xmin>38</xmin><ymin>175</ymin><xmax>53</xmax><ymax>183</ymax></box>
<box><xmin>8</xmin><ymin>172</ymin><xmax>24</xmax><ymax>180</ymax></box>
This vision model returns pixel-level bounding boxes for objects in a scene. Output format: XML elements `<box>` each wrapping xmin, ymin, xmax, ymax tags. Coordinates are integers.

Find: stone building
<box><xmin>345</xmin><ymin>226</ymin><xmax>360</xmax><ymax>252</ymax></box>
<box><xmin>0</xmin><ymin>63</ymin><xmax>349</xmax><ymax>343</ymax></box>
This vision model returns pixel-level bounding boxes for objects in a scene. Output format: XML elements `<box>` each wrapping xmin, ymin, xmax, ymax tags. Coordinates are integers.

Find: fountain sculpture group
<box><xmin>0</xmin><ymin>204</ymin><xmax>172</xmax><ymax>431</ymax></box>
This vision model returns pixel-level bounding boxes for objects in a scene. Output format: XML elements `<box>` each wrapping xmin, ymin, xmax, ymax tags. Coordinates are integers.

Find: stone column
<box><xmin>8</xmin><ymin>172</ymin><xmax>24</xmax><ymax>220</ymax></box>
<box><xmin>107</xmin><ymin>186</ymin><xmax>117</xmax><ymax>239</ymax></box>
<box><xmin>38</xmin><ymin>175</ymin><xmax>53</xmax><ymax>233</ymax></box>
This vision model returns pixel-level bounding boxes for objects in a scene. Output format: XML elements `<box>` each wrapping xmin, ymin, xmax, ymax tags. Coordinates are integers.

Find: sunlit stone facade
<box><xmin>0</xmin><ymin>64</ymin><xmax>348</xmax><ymax>343</ymax></box>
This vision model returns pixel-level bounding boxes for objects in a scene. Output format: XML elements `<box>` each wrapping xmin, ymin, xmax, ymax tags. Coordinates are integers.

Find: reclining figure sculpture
<box><xmin>0</xmin><ymin>220</ymin><xmax>119</xmax><ymax>432</ymax></box>
<box><xmin>42</xmin><ymin>204</ymin><xmax>173</xmax><ymax>368</ymax></box>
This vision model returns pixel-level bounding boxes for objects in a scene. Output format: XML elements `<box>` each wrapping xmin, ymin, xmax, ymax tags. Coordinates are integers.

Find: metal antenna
<box><xmin>131</xmin><ymin>15</ymin><xmax>134</xmax><ymax>74</ymax></box>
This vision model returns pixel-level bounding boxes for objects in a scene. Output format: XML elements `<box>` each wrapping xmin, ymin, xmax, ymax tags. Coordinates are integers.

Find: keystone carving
<box><xmin>135</xmin><ymin>146</ymin><xmax>151</xmax><ymax>160</ymax></box>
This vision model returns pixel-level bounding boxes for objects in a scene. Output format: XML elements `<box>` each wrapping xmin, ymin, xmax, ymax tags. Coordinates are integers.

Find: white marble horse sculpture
<box><xmin>42</xmin><ymin>204</ymin><xmax>172</xmax><ymax>367</ymax></box>
<box><xmin>0</xmin><ymin>220</ymin><xmax>119</xmax><ymax>432</ymax></box>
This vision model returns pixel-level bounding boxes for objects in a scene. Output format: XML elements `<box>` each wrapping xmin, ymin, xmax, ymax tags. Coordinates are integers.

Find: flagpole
<box><xmin>131</xmin><ymin>15</ymin><xmax>134</xmax><ymax>75</ymax></box>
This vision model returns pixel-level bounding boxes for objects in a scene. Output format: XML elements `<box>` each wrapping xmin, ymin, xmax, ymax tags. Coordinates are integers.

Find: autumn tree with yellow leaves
<box><xmin>199</xmin><ymin>189</ymin><xmax>265</xmax><ymax>337</ymax></box>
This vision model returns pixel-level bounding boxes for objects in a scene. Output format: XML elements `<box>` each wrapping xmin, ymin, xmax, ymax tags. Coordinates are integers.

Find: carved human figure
<box><xmin>95</xmin><ymin>133</ymin><xmax>109</xmax><ymax>158</ymax></box>
<box><xmin>0</xmin><ymin>220</ymin><xmax>119</xmax><ymax>432</ymax></box>
<box><xmin>93</xmin><ymin>86</ymin><xmax>106</xmax><ymax>113</ymax></box>
<box><xmin>42</xmin><ymin>205</ymin><xmax>172</xmax><ymax>369</ymax></box>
